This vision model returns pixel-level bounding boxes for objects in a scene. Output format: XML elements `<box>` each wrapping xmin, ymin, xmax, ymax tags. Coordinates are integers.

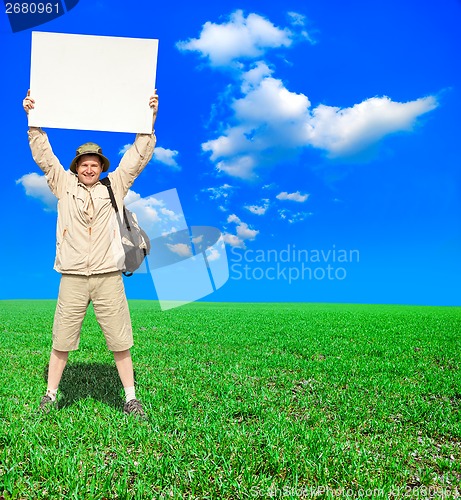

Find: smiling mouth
<box><xmin>81</xmin><ymin>174</ymin><xmax>97</xmax><ymax>183</ymax></box>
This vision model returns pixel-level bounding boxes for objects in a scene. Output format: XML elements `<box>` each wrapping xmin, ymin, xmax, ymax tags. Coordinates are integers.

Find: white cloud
<box><xmin>124</xmin><ymin>190</ymin><xmax>141</xmax><ymax>205</ymax></box>
<box><xmin>179</xmin><ymin>10</ymin><xmax>438</xmax><ymax>179</ymax></box>
<box><xmin>235</xmin><ymin>75</ymin><xmax>310</xmax><ymax>123</ymax></box>
<box><xmin>276</xmin><ymin>191</ymin><xmax>309</xmax><ymax>202</ymax></box>
<box><xmin>287</xmin><ymin>11</ymin><xmax>306</xmax><ymax>26</ymax></box>
<box><xmin>287</xmin><ymin>11</ymin><xmax>316</xmax><ymax>44</ymax></box>
<box><xmin>246</xmin><ymin>205</ymin><xmax>267</xmax><ymax>215</ymax></box>
<box><xmin>152</xmin><ymin>147</ymin><xmax>181</xmax><ymax>170</ymax></box>
<box><xmin>125</xmin><ymin>190</ymin><xmax>163</xmax><ymax>207</ymax></box>
<box><xmin>306</xmin><ymin>96</ymin><xmax>438</xmax><ymax>157</ymax></box>
<box><xmin>119</xmin><ymin>144</ymin><xmax>131</xmax><ymax>155</ymax></box>
<box><xmin>177</xmin><ymin>10</ymin><xmax>294</xmax><ymax>67</ymax></box>
<box><xmin>160</xmin><ymin>207</ymin><xmax>181</xmax><ymax>220</ymax></box>
<box><xmin>201</xmin><ymin>74</ymin><xmax>310</xmax><ymax>178</ymax></box>
<box><xmin>206</xmin><ymin>245</ymin><xmax>223</xmax><ymax>261</ymax></box>
<box><xmin>240</xmin><ymin>61</ymin><xmax>273</xmax><ymax>92</ymax></box>
<box><xmin>227</xmin><ymin>214</ymin><xmax>240</xmax><ymax>224</ymax></box>
<box><xmin>223</xmin><ymin>214</ymin><xmax>259</xmax><ymax>248</ymax></box>
<box><xmin>120</xmin><ymin>144</ymin><xmax>181</xmax><ymax>171</ymax></box>
<box><xmin>203</xmin><ymin>184</ymin><xmax>233</xmax><ymax>200</ymax></box>
<box><xmin>278</xmin><ymin>209</ymin><xmax>312</xmax><ymax>224</ymax></box>
<box><xmin>162</xmin><ymin>227</ymin><xmax>179</xmax><ymax>237</ymax></box>
<box><xmin>16</xmin><ymin>173</ymin><xmax>57</xmax><ymax>211</ymax></box>
<box><xmin>166</xmin><ymin>243</ymin><xmax>192</xmax><ymax>257</ymax></box>
<box><xmin>125</xmin><ymin>190</ymin><xmax>187</xmax><ymax>239</ymax></box>
<box><xmin>203</xmin><ymin>71</ymin><xmax>438</xmax><ymax>178</ymax></box>
<box><xmin>208</xmin><ymin>151</ymin><xmax>257</xmax><ymax>179</ymax></box>
<box><xmin>222</xmin><ymin>233</ymin><xmax>245</xmax><ymax>248</ymax></box>
<box><xmin>245</xmin><ymin>199</ymin><xmax>270</xmax><ymax>215</ymax></box>
<box><xmin>237</xmin><ymin>223</ymin><xmax>259</xmax><ymax>240</ymax></box>
<box><xmin>202</xmin><ymin>184</ymin><xmax>235</xmax><ymax>213</ymax></box>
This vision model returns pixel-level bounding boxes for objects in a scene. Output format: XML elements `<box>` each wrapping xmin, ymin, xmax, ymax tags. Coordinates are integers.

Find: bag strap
<box><xmin>100</xmin><ymin>177</ymin><xmax>136</xmax><ymax>277</ymax></box>
<box><xmin>100</xmin><ymin>177</ymin><xmax>125</xmax><ymax>228</ymax></box>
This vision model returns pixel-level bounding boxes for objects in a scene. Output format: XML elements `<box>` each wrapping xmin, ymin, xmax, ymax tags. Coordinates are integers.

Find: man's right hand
<box><xmin>23</xmin><ymin>89</ymin><xmax>35</xmax><ymax>115</ymax></box>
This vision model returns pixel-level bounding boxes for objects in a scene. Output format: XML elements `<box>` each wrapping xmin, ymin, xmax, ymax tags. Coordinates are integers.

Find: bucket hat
<box><xmin>70</xmin><ymin>142</ymin><xmax>110</xmax><ymax>173</ymax></box>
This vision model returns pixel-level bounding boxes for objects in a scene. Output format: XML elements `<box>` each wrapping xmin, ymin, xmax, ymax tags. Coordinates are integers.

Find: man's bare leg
<box><xmin>47</xmin><ymin>348</ymin><xmax>69</xmax><ymax>391</ymax></box>
<box><xmin>39</xmin><ymin>348</ymin><xmax>68</xmax><ymax>410</ymax></box>
<box><xmin>114</xmin><ymin>349</ymin><xmax>145</xmax><ymax>416</ymax></box>
<box><xmin>113</xmin><ymin>349</ymin><xmax>135</xmax><ymax>388</ymax></box>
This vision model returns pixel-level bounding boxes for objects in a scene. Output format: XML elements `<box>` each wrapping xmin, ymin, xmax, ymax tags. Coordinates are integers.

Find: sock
<box><xmin>124</xmin><ymin>386</ymin><xmax>136</xmax><ymax>403</ymax></box>
<box><xmin>46</xmin><ymin>388</ymin><xmax>58</xmax><ymax>402</ymax></box>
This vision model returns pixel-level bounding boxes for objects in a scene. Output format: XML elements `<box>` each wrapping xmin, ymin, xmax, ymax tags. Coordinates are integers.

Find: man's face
<box><xmin>76</xmin><ymin>154</ymin><xmax>103</xmax><ymax>187</ymax></box>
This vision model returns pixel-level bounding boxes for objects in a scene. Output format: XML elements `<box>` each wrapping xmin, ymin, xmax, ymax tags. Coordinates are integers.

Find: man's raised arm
<box><xmin>110</xmin><ymin>90</ymin><xmax>159</xmax><ymax>196</ymax></box>
<box><xmin>24</xmin><ymin>90</ymin><xmax>66</xmax><ymax>197</ymax></box>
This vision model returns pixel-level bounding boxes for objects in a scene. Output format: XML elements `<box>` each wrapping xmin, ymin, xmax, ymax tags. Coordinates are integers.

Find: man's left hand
<box><xmin>149</xmin><ymin>90</ymin><xmax>159</xmax><ymax>127</ymax></box>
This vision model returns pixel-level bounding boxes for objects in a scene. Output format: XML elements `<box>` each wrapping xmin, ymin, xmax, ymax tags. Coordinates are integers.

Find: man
<box><xmin>23</xmin><ymin>89</ymin><xmax>159</xmax><ymax>417</ymax></box>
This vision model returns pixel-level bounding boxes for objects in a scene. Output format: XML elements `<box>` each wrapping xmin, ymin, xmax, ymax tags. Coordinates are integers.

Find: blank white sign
<box><xmin>29</xmin><ymin>32</ymin><xmax>158</xmax><ymax>133</ymax></box>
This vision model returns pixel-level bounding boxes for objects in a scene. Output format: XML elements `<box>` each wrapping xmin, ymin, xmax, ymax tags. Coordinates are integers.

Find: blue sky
<box><xmin>1</xmin><ymin>0</ymin><xmax>460</xmax><ymax>305</ymax></box>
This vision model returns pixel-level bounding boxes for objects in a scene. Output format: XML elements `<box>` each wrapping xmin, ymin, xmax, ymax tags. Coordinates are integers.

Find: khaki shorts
<box><xmin>52</xmin><ymin>271</ymin><xmax>133</xmax><ymax>352</ymax></box>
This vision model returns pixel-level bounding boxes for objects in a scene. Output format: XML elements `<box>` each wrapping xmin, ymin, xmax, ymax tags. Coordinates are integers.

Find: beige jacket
<box><xmin>28</xmin><ymin>127</ymin><xmax>156</xmax><ymax>275</ymax></box>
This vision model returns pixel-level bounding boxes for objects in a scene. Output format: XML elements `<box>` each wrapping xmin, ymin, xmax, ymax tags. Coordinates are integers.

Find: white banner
<box><xmin>29</xmin><ymin>31</ymin><xmax>158</xmax><ymax>133</ymax></box>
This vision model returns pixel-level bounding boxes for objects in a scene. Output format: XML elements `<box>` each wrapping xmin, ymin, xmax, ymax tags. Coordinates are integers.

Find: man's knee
<box><xmin>51</xmin><ymin>348</ymin><xmax>69</xmax><ymax>360</ymax></box>
<box><xmin>113</xmin><ymin>349</ymin><xmax>131</xmax><ymax>361</ymax></box>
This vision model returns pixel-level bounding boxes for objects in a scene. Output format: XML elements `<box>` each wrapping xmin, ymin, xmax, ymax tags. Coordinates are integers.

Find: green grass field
<box><xmin>1</xmin><ymin>300</ymin><xmax>460</xmax><ymax>499</ymax></box>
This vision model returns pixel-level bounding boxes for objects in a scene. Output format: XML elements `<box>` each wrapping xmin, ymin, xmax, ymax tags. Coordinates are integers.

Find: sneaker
<box><xmin>124</xmin><ymin>398</ymin><xmax>146</xmax><ymax>418</ymax></box>
<box><xmin>39</xmin><ymin>395</ymin><xmax>58</xmax><ymax>413</ymax></box>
